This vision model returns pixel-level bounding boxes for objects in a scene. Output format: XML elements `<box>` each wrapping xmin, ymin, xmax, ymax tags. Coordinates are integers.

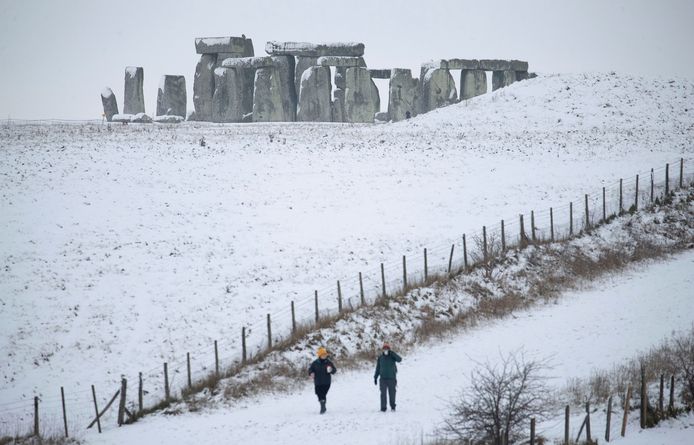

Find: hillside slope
<box><xmin>0</xmin><ymin>72</ymin><xmax>692</xmax><ymax>428</ymax></box>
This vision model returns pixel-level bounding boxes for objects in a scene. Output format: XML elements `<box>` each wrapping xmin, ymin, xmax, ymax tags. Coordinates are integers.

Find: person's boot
<box><xmin>320</xmin><ymin>399</ymin><xmax>326</xmax><ymax>414</ymax></box>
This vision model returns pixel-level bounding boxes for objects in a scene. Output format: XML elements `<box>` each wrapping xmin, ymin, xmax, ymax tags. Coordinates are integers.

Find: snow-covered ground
<box><xmin>1</xmin><ymin>72</ymin><xmax>693</xmax><ymax>437</ymax></box>
<box><xmin>79</xmin><ymin>249</ymin><xmax>694</xmax><ymax>445</ymax></box>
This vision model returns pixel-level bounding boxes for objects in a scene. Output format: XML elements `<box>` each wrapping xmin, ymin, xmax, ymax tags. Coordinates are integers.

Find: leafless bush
<box><xmin>441</xmin><ymin>351</ymin><xmax>554</xmax><ymax>445</ymax></box>
<box><xmin>562</xmin><ymin>327</ymin><xmax>694</xmax><ymax>407</ymax></box>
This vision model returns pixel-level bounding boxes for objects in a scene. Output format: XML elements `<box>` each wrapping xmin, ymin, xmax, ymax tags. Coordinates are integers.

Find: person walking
<box><xmin>374</xmin><ymin>343</ymin><xmax>402</xmax><ymax>412</ymax></box>
<box><xmin>309</xmin><ymin>346</ymin><xmax>337</xmax><ymax>414</ymax></box>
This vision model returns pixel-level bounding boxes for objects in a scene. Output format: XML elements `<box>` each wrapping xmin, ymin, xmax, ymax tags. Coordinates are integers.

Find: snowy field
<box><xmin>81</xmin><ymin>249</ymin><xmax>694</xmax><ymax>445</ymax></box>
<box><xmin>1</xmin><ymin>72</ymin><xmax>693</xmax><ymax>434</ymax></box>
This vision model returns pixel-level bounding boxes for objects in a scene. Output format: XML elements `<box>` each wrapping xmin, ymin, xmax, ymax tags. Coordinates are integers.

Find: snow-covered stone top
<box><xmin>101</xmin><ymin>87</ymin><xmax>114</xmax><ymax>98</ymax></box>
<box><xmin>421</xmin><ymin>59</ymin><xmax>528</xmax><ymax>72</ymax></box>
<box><xmin>195</xmin><ymin>36</ymin><xmax>253</xmax><ymax>55</ymax></box>
<box><xmin>265</xmin><ymin>41</ymin><xmax>365</xmax><ymax>57</ymax></box>
<box><xmin>125</xmin><ymin>66</ymin><xmax>141</xmax><ymax>79</ymax></box>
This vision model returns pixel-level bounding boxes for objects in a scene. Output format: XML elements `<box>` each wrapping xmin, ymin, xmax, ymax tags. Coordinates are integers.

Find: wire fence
<box><xmin>1</xmin><ymin>156</ymin><xmax>691</xmax><ymax>440</ymax></box>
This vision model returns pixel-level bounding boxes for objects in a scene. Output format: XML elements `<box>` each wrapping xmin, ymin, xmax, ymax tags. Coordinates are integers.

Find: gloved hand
<box><xmin>374</xmin><ymin>377</ymin><xmax>378</xmax><ymax>386</ymax></box>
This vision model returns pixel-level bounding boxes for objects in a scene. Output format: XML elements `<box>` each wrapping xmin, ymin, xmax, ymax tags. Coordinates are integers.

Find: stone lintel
<box><xmin>195</xmin><ymin>36</ymin><xmax>252</xmax><ymax>55</ymax></box>
<box><xmin>221</xmin><ymin>56</ymin><xmax>275</xmax><ymax>69</ymax></box>
<box><xmin>510</xmin><ymin>60</ymin><xmax>529</xmax><ymax>71</ymax></box>
<box><xmin>369</xmin><ymin>69</ymin><xmax>391</xmax><ymax>79</ymax></box>
<box><xmin>479</xmin><ymin>59</ymin><xmax>511</xmax><ymax>71</ymax></box>
<box><xmin>446</xmin><ymin>59</ymin><xmax>480</xmax><ymax>70</ymax></box>
<box><xmin>265</xmin><ymin>41</ymin><xmax>365</xmax><ymax>57</ymax></box>
<box><xmin>316</xmin><ymin>56</ymin><xmax>366</xmax><ymax>67</ymax></box>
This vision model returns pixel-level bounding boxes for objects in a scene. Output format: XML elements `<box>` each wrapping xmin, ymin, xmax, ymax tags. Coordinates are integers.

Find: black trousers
<box><xmin>315</xmin><ymin>384</ymin><xmax>330</xmax><ymax>401</ymax></box>
<box><xmin>380</xmin><ymin>378</ymin><xmax>396</xmax><ymax>410</ymax></box>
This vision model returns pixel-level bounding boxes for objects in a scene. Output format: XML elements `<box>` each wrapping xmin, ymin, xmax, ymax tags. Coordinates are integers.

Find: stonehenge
<box><xmin>102</xmin><ymin>35</ymin><xmax>533</xmax><ymax>125</ymax></box>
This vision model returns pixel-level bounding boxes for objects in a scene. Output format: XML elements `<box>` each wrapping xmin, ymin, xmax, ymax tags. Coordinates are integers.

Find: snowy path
<box><xmin>83</xmin><ymin>250</ymin><xmax>694</xmax><ymax>445</ymax></box>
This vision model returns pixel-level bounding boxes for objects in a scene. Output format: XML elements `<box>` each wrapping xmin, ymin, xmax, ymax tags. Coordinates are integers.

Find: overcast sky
<box><xmin>0</xmin><ymin>0</ymin><xmax>693</xmax><ymax>120</ymax></box>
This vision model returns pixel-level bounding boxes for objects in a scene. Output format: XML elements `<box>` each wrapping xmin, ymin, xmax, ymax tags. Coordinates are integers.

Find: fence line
<box><xmin>1</xmin><ymin>157</ymin><xmax>692</xmax><ymax>439</ymax></box>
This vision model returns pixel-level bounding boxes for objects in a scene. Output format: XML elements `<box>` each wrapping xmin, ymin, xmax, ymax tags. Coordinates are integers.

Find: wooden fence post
<box><xmin>241</xmin><ymin>327</ymin><xmax>247</xmax><ymax>364</ymax></box>
<box><xmin>669</xmin><ymin>375</ymin><xmax>675</xmax><ymax>414</ymax></box>
<box><xmin>530</xmin><ymin>211</ymin><xmax>536</xmax><ymax>242</ymax></box>
<box><xmin>462</xmin><ymin>234</ymin><xmax>468</xmax><ymax>269</ymax></box>
<box><xmin>291</xmin><ymin>301</ymin><xmax>296</xmax><ymax>334</ymax></box>
<box><xmin>314</xmin><ymin>290</ymin><xmax>319</xmax><ymax>322</ymax></box>
<box><xmin>641</xmin><ymin>364</ymin><xmax>648</xmax><ymax>428</ymax></box>
<box><xmin>501</xmin><ymin>220</ymin><xmax>506</xmax><ymax>251</ymax></box>
<box><xmin>138</xmin><ymin>372</ymin><xmax>143</xmax><ymax>413</ymax></box>
<box><xmin>61</xmin><ymin>386</ymin><xmax>68</xmax><ymax>437</ymax></box>
<box><xmin>164</xmin><ymin>362</ymin><xmax>170</xmax><ymax>400</ymax></box>
<box><xmin>424</xmin><ymin>249</ymin><xmax>428</xmax><ymax>281</ymax></box>
<box><xmin>519</xmin><ymin>214</ymin><xmax>526</xmax><ymax>244</ymax></box>
<box><xmin>584</xmin><ymin>194</ymin><xmax>590</xmax><ymax>230</ymax></box>
<box><xmin>266</xmin><ymin>314</ymin><xmax>272</xmax><ymax>350</ymax></box>
<box><xmin>564</xmin><ymin>405</ymin><xmax>570</xmax><ymax>445</ymax></box>
<box><xmin>359</xmin><ymin>272</ymin><xmax>365</xmax><ymax>305</ymax></box>
<box><xmin>622</xmin><ymin>384</ymin><xmax>632</xmax><ymax>437</ymax></box>
<box><xmin>606</xmin><ymin>395</ymin><xmax>612</xmax><ymax>442</ymax></box>
<box><xmin>650</xmin><ymin>168</ymin><xmax>654</xmax><ymax>202</ymax></box>
<box><xmin>447</xmin><ymin>244</ymin><xmax>455</xmax><ymax>274</ymax></box>
<box><xmin>530</xmin><ymin>417</ymin><xmax>535</xmax><ymax>445</ymax></box>
<box><xmin>665</xmin><ymin>163</ymin><xmax>670</xmax><ymax>195</ymax></box>
<box><xmin>679</xmin><ymin>158</ymin><xmax>684</xmax><ymax>188</ymax></box>
<box><xmin>402</xmin><ymin>256</ymin><xmax>407</xmax><ymax>289</ymax></box>
<box><xmin>118</xmin><ymin>378</ymin><xmax>127</xmax><ymax>426</ymax></box>
<box><xmin>659</xmin><ymin>374</ymin><xmax>664</xmax><ymax>414</ymax></box>
<box><xmin>483</xmin><ymin>226</ymin><xmax>488</xmax><ymax>261</ymax></box>
<box><xmin>186</xmin><ymin>353</ymin><xmax>192</xmax><ymax>389</ymax></box>
<box><xmin>33</xmin><ymin>396</ymin><xmax>39</xmax><ymax>437</ymax></box>
<box><xmin>619</xmin><ymin>178</ymin><xmax>623</xmax><ymax>213</ymax></box>
<box><xmin>91</xmin><ymin>385</ymin><xmax>102</xmax><ymax>433</ymax></box>
<box><xmin>381</xmin><ymin>263</ymin><xmax>386</xmax><ymax>298</ymax></box>
<box><xmin>586</xmin><ymin>401</ymin><xmax>592</xmax><ymax>442</ymax></box>
<box><xmin>569</xmin><ymin>203</ymin><xmax>573</xmax><ymax>236</ymax></box>
<box><xmin>214</xmin><ymin>340</ymin><xmax>219</xmax><ymax>377</ymax></box>
<box><xmin>337</xmin><ymin>280</ymin><xmax>343</xmax><ymax>312</ymax></box>
<box><xmin>550</xmin><ymin>208</ymin><xmax>554</xmax><ymax>241</ymax></box>
<box><xmin>602</xmin><ymin>186</ymin><xmax>606</xmax><ymax>221</ymax></box>
<box><xmin>635</xmin><ymin>174</ymin><xmax>639</xmax><ymax>211</ymax></box>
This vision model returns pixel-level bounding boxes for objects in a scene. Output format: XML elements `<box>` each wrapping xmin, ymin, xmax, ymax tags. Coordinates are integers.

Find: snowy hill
<box><xmin>0</xmin><ymin>72</ymin><xmax>693</xmax><ymax>439</ymax></box>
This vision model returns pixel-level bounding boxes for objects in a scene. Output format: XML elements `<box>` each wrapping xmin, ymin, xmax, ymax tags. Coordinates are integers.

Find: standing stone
<box><xmin>100</xmin><ymin>87</ymin><xmax>119</xmax><ymax>122</ymax></box>
<box><xmin>297</xmin><ymin>66</ymin><xmax>332</xmax><ymax>122</ymax></box>
<box><xmin>420</xmin><ymin>68</ymin><xmax>457</xmax><ymax>113</ymax></box>
<box><xmin>294</xmin><ymin>56</ymin><xmax>318</xmax><ymax>101</ymax></box>
<box><xmin>492</xmin><ymin>70</ymin><xmax>516</xmax><ymax>91</ymax></box>
<box><xmin>156</xmin><ymin>75</ymin><xmax>186</xmax><ymax>117</ymax></box>
<box><xmin>193</xmin><ymin>54</ymin><xmax>217</xmax><ymax>121</ymax></box>
<box><xmin>388</xmin><ymin>68</ymin><xmax>419</xmax><ymax>122</ymax></box>
<box><xmin>212</xmin><ymin>67</ymin><xmax>244</xmax><ymax>122</ymax></box>
<box><xmin>124</xmin><ymin>66</ymin><xmax>145</xmax><ymax>114</ymax></box>
<box><xmin>270</xmin><ymin>55</ymin><xmax>297</xmax><ymax>121</ymax></box>
<box><xmin>253</xmin><ymin>67</ymin><xmax>285</xmax><ymax>122</ymax></box>
<box><xmin>332</xmin><ymin>88</ymin><xmax>345</xmax><ymax>122</ymax></box>
<box><xmin>343</xmin><ymin>67</ymin><xmax>379</xmax><ymax>123</ymax></box>
<box><xmin>460</xmin><ymin>70</ymin><xmax>487</xmax><ymax>100</ymax></box>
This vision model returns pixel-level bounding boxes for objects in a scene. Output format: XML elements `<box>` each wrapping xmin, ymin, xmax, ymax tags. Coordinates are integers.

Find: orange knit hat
<box><xmin>317</xmin><ymin>347</ymin><xmax>328</xmax><ymax>358</ymax></box>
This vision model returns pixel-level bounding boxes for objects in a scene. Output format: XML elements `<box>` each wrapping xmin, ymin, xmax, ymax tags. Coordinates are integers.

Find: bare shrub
<box><xmin>440</xmin><ymin>351</ymin><xmax>553</xmax><ymax>444</ymax></box>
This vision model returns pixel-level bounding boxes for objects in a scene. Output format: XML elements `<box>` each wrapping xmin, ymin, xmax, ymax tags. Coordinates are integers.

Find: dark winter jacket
<box><xmin>374</xmin><ymin>351</ymin><xmax>402</xmax><ymax>380</ymax></box>
<box><xmin>309</xmin><ymin>358</ymin><xmax>337</xmax><ymax>386</ymax></box>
